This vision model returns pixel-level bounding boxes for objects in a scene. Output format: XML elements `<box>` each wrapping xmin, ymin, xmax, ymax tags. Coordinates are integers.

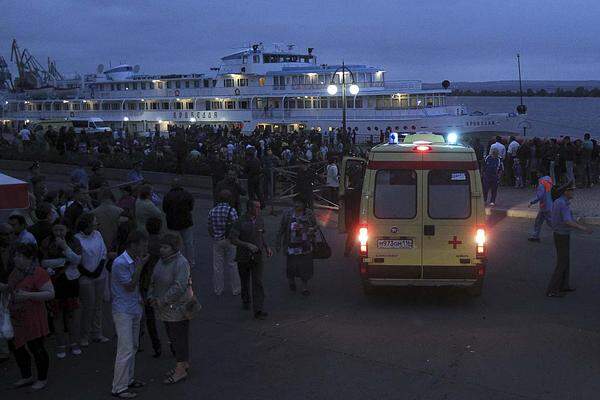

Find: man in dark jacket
<box><xmin>64</xmin><ymin>185</ymin><xmax>92</xmax><ymax>231</ymax></box>
<box><xmin>162</xmin><ymin>178</ymin><xmax>195</xmax><ymax>267</ymax></box>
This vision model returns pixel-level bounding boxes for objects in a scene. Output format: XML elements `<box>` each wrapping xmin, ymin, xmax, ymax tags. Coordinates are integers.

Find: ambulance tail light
<box><xmin>414</xmin><ymin>145</ymin><xmax>431</xmax><ymax>152</ymax></box>
<box><xmin>358</xmin><ymin>226</ymin><xmax>368</xmax><ymax>256</ymax></box>
<box><xmin>475</xmin><ymin>227</ymin><xmax>486</xmax><ymax>259</ymax></box>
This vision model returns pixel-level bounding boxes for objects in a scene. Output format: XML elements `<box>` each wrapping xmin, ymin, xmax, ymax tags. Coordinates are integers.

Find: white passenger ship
<box><xmin>1</xmin><ymin>43</ymin><xmax>525</xmax><ymax>140</ymax></box>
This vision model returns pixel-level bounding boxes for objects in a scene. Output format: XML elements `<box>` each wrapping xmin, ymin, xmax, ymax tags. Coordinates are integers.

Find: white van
<box><xmin>69</xmin><ymin>118</ymin><xmax>112</xmax><ymax>134</ymax></box>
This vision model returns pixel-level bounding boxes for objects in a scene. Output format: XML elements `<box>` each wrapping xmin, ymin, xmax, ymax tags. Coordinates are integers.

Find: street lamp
<box><xmin>326</xmin><ymin>61</ymin><xmax>359</xmax><ymax>136</ymax></box>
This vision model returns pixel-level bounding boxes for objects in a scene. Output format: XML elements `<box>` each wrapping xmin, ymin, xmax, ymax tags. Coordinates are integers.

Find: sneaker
<box><xmin>489</xmin><ymin>202</ymin><xmax>495</xmax><ymax>207</ymax></box>
<box><xmin>71</xmin><ymin>345</ymin><xmax>82</xmax><ymax>356</ymax></box>
<box><xmin>56</xmin><ymin>350</ymin><xmax>66</xmax><ymax>359</ymax></box>
<box><xmin>80</xmin><ymin>338</ymin><xmax>90</xmax><ymax>347</ymax></box>
<box><xmin>12</xmin><ymin>377</ymin><xmax>34</xmax><ymax>388</ymax></box>
<box><xmin>254</xmin><ymin>311</ymin><xmax>268</xmax><ymax>320</ymax></box>
<box><xmin>30</xmin><ymin>380</ymin><xmax>47</xmax><ymax>391</ymax></box>
<box><xmin>92</xmin><ymin>335</ymin><xmax>110</xmax><ymax>344</ymax></box>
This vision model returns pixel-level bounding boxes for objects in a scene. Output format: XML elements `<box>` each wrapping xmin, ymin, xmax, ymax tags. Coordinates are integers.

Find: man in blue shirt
<box><xmin>546</xmin><ymin>182</ymin><xmax>592</xmax><ymax>298</ymax></box>
<box><xmin>110</xmin><ymin>230</ymin><xmax>148</xmax><ymax>398</ymax></box>
<box><xmin>528</xmin><ymin>176</ymin><xmax>554</xmax><ymax>242</ymax></box>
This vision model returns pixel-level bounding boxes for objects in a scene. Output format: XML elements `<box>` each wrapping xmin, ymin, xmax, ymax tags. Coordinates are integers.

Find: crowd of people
<box><xmin>0</xmin><ymin>160</ymin><xmax>200</xmax><ymax>397</ymax></box>
<box><xmin>0</xmin><ymin>123</ymin><xmax>599</xmax><ymax>396</ymax></box>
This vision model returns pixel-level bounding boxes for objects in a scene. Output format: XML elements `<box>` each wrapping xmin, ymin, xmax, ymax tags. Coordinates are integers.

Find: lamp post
<box><xmin>327</xmin><ymin>62</ymin><xmax>359</xmax><ymax>138</ymax></box>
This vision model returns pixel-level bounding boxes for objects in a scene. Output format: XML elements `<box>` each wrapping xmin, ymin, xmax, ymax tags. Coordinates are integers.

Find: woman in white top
<box><xmin>74</xmin><ymin>213</ymin><xmax>108</xmax><ymax>346</ymax></box>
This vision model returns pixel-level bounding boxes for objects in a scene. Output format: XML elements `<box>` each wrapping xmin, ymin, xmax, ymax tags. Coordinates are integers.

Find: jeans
<box><xmin>141</xmin><ymin>304</ymin><xmax>161</xmax><ymax>353</ymax></box>
<box><xmin>565</xmin><ymin>161</ymin><xmax>575</xmax><ymax>184</ymax></box>
<box><xmin>0</xmin><ymin>338</ymin><xmax>8</xmax><ymax>356</ymax></box>
<box><xmin>547</xmin><ymin>233</ymin><xmax>570</xmax><ymax>294</ymax></box>
<box><xmin>530</xmin><ymin>210</ymin><xmax>552</xmax><ymax>239</ymax></box>
<box><xmin>482</xmin><ymin>178</ymin><xmax>499</xmax><ymax>203</ymax></box>
<box><xmin>178</xmin><ymin>227</ymin><xmax>195</xmax><ymax>267</ymax></box>
<box><xmin>112</xmin><ymin>312</ymin><xmax>142</xmax><ymax>394</ymax></box>
<box><xmin>212</xmin><ymin>239</ymin><xmax>240</xmax><ymax>295</ymax></box>
<box><xmin>79</xmin><ymin>277</ymin><xmax>106</xmax><ymax>341</ymax></box>
<box><xmin>238</xmin><ymin>258</ymin><xmax>265</xmax><ymax>313</ymax></box>
<box><xmin>9</xmin><ymin>337</ymin><xmax>49</xmax><ymax>381</ymax></box>
<box><xmin>54</xmin><ymin>307</ymin><xmax>81</xmax><ymax>350</ymax></box>
<box><xmin>549</xmin><ymin>161</ymin><xmax>556</xmax><ymax>184</ymax></box>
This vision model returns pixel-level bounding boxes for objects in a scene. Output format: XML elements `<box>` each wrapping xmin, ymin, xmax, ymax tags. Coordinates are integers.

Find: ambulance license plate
<box><xmin>377</xmin><ymin>239</ymin><xmax>413</xmax><ymax>249</ymax></box>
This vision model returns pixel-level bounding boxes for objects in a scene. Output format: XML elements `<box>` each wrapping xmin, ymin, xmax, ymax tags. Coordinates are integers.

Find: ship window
<box><xmin>296</xmin><ymin>99</ymin><xmax>304</xmax><ymax>109</ymax></box>
<box><xmin>157</xmin><ymin>82</ymin><xmax>163</xmax><ymax>89</ymax></box>
<box><xmin>253</xmin><ymin>55</ymin><xmax>260</xmax><ymax>63</ymax></box>
<box><xmin>355</xmin><ymin>97</ymin><xmax>363</xmax><ymax>108</ymax></box>
<box><xmin>224</xmin><ymin>79</ymin><xmax>234</xmax><ymax>87</ymax></box>
<box><xmin>127</xmin><ymin>103</ymin><xmax>136</xmax><ymax>110</ymax></box>
<box><xmin>237</xmin><ymin>78</ymin><xmax>248</xmax><ymax>87</ymax></box>
<box><xmin>93</xmin><ymin>103</ymin><xmax>99</xmax><ymax>110</ymax></box>
<box><xmin>162</xmin><ymin>102</ymin><xmax>170</xmax><ymax>110</ymax></box>
<box><xmin>175</xmin><ymin>102</ymin><xmax>182</xmax><ymax>110</ymax></box>
<box><xmin>194</xmin><ymin>80</ymin><xmax>200</xmax><ymax>88</ymax></box>
<box><xmin>83</xmin><ymin>103</ymin><xmax>91</xmax><ymax>111</ymax></box>
<box><xmin>225</xmin><ymin>101</ymin><xmax>235</xmax><ymax>109</ymax></box>
<box><xmin>175</xmin><ymin>81</ymin><xmax>181</xmax><ymax>89</ymax></box>
<box><xmin>185</xmin><ymin>81</ymin><xmax>190</xmax><ymax>88</ymax></box>
<box><xmin>72</xmin><ymin>103</ymin><xmax>80</xmax><ymax>111</ymax></box>
<box><xmin>101</xmin><ymin>103</ymin><xmax>110</xmax><ymax>111</ymax></box>
<box><xmin>44</xmin><ymin>103</ymin><xmax>51</xmax><ymax>111</ymax></box>
<box><xmin>186</xmin><ymin>102</ymin><xmax>194</xmax><ymax>110</ymax></box>
<box><xmin>150</xmin><ymin>102</ymin><xmax>158</xmax><ymax>110</ymax></box>
<box><xmin>62</xmin><ymin>103</ymin><xmax>69</xmax><ymax>111</ymax></box>
<box><xmin>132</xmin><ymin>83</ymin><xmax>138</xmax><ymax>90</ymax></box>
<box><xmin>116</xmin><ymin>84</ymin><xmax>122</xmax><ymax>90</ymax></box>
<box><xmin>110</xmin><ymin>84</ymin><xmax>115</xmax><ymax>91</ymax></box>
<box><xmin>167</xmin><ymin>81</ymin><xmax>172</xmax><ymax>89</ymax></box>
<box><xmin>239</xmin><ymin>100</ymin><xmax>248</xmax><ymax>109</ymax></box>
<box><xmin>211</xmin><ymin>101</ymin><xmax>221</xmax><ymax>109</ymax></box>
<box><xmin>141</xmin><ymin>82</ymin><xmax>146</xmax><ymax>90</ymax></box>
<box><xmin>205</xmin><ymin>101</ymin><xmax>211</xmax><ymax>110</ymax></box>
<box><xmin>259</xmin><ymin>77</ymin><xmax>265</xmax><ymax>87</ymax></box>
<box><xmin>111</xmin><ymin>103</ymin><xmax>120</xmax><ymax>110</ymax></box>
<box><xmin>305</xmin><ymin>99</ymin><xmax>312</xmax><ymax>108</ymax></box>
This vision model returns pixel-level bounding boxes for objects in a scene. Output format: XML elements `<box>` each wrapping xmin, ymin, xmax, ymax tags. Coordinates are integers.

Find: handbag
<box><xmin>0</xmin><ymin>293</ymin><xmax>14</xmax><ymax>340</ymax></box>
<box><xmin>312</xmin><ymin>225</ymin><xmax>332</xmax><ymax>259</ymax></box>
<box><xmin>181</xmin><ymin>277</ymin><xmax>202</xmax><ymax>320</ymax></box>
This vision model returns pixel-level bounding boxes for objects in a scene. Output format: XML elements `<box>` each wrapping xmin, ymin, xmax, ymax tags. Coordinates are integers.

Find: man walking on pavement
<box><xmin>546</xmin><ymin>182</ymin><xmax>592</xmax><ymax>298</ymax></box>
<box><xmin>162</xmin><ymin>179</ymin><xmax>195</xmax><ymax>267</ymax></box>
<box><xmin>110</xmin><ymin>230</ymin><xmax>149</xmax><ymax>398</ymax></box>
<box><xmin>230</xmin><ymin>199</ymin><xmax>272</xmax><ymax>320</ymax></box>
<box><xmin>528</xmin><ymin>176</ymin><xmax>554</xmax><ymax>242</ymax></box>
<box><xmin>208</xmin><ymin>190</ymin><xmax>241</xmax><ymax>296</ymax></box>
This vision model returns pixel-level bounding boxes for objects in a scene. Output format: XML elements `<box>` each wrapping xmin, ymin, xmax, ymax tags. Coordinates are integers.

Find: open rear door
<box><xmin>338</xmin><ymin>156</ymin><xmax>366</xmax><ymax>233</ymax></box>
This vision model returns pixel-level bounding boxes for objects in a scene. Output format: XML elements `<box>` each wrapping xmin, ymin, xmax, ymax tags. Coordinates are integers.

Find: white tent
<box><xmin>0</xmin><ymin>173</ymin><xmax>29</xmax><ymax>209</ymax></box>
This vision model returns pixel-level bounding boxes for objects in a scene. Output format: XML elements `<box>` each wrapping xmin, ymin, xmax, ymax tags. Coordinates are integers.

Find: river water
<box><xmin>448</xmin><ymin>96</ymin><xmax>600</xmax><ymax>139</ymax></box>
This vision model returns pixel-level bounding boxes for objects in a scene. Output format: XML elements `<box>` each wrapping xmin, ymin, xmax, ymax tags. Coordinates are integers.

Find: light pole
<box><xmin>327</xmin><ymin>62</ymin><xmax>359</xmax><ymax>137</ymax></box>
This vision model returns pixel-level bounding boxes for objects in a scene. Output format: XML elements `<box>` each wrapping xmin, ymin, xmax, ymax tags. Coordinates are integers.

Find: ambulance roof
<box><xmin>370</xmin><ymin>133</ymin><xmax>474</xmax><ymax>154</ymax></box>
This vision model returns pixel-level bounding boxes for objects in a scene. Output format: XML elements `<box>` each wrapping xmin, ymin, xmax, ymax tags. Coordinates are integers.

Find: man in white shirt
<box><xmin>489</xmin><ymin>136</ymin><xmax>506</xmax><ymax>160</ymax></box>
<box><xmin>19</xmin><ymin>126</ymin><xmax>31</xmax><ymax>145</ymax></box>
<box><xmin>507</xmin><ymin>136</ymin><xmax>523</xmax><ymax>188</ymax></box>
<box><xmin>325</xmin><ymin>158</ymin><xmax>339</xmax><ymax>204</ymax></box>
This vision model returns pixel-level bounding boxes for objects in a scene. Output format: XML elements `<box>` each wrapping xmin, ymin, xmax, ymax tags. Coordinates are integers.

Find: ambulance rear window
<box><xmin>428</xmin><ymin>170</ymin><xmax>471</xmax><ymax>219</ymax></box>
<box><xmin>374</xmin><ymin>170</ymin><xmax>417</xmax><ymax>219</ymax></box>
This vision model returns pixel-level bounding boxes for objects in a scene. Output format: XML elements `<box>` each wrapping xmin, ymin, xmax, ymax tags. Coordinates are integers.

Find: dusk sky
<box><xmin>2</xmin><ymin>0</ymin><xmax>600</xmax><ymax>82</ymax></box>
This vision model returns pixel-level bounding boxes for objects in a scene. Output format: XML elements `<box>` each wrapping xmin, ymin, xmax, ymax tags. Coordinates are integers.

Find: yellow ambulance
<box><xmin>339</xmin><ymin>133</ymin><xmax>487</xmax><ymax>296</ymax></box>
